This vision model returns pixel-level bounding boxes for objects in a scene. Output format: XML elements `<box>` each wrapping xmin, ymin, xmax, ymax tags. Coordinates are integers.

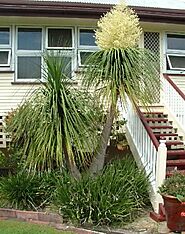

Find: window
<box><xmin>78</xmin><ymin>51</ymin><xmax>94</xmax><ymax>66</ymax></box>
<box><xmin>78</xmin><ymin>28</ymin><xmax>98</xmax><ymax>67</ymax></box>
<box><xmin>17</xmin><ymin>56</ymin><xmax>41</xmax><ymax>79</ymax></box>
<box><xmin>46</xmin><ymin>28</ymin><xmax>74</xmax><ymax>78</ymax></box>
<box><xmin>18</xmin><ymin>28</ymin><xmax>42</xmax><ymax>50</ymax></box>
<box><xmin>0</xmin><ymin>28</ymin><xmax>10</xmax><ymax>45</ymax></box>
<box><xmin>166</xmin><ymin>34</ymin><xmax>185</xmax><ymax>71</ymax></box>
<box><xmin>13</xmin><ymin>26</ymin><xmax>98</xmax><ymax>82</ymax></box>
<box><xmin>0</xmin><ymin>50</ymin><xmax>11</xmax><ymax>66</ymax></box>
<box><xmin>47</xmin><ymin>28</ymin><xmax>73</xmax><ymax>48</ymax></box>
<box><xmin>79</xmin><ymin>29</ymin><xmax>96</xmax><ymax>47</ymax></box>
<box><xmin>0</xmin><ymin>27</ymin><xmax>11</xmax><ymax>68</ymax></box>
<box><xmin>16</xmin><ymin>27</ymin><xmax>42</xmax><ymax>80</ymax></box>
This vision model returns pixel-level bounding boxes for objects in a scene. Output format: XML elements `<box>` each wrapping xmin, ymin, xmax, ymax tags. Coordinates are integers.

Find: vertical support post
<box><xmin>154</xmin><ymin>139</ymin><xmax>167</xmax><ymax>213</ymax></box>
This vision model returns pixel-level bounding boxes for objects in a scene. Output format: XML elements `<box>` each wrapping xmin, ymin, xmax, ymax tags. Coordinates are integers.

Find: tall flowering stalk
<box><xmin>96</xmin><ymin>3</ymin><xmax>142</xmax><ymax>49</ymax></box>
<box><xmin>83</xmin><ymin>2</ymin><xmax>160</xmax><ymax>174</ymax></box>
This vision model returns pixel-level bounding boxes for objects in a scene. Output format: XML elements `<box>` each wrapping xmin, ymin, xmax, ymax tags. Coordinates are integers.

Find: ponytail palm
<box><xmin>7</xmin><ymin>52</ymin><xmax>99</xmax><ymax>178</ymax></box>
<box><xmin>82</xmin><ymin>3</ymin><xmax>160</xmax><ymax>173</ymax></box>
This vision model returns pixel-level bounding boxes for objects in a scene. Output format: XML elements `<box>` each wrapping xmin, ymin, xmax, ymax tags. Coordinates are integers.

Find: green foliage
<box><xmin>6</xmin><ymin>52</ymin><xmax>101</xmax><ymax>172</ymax></box>
<box><xmin>53</xmin><ymin>157</ymin><xmax>150</xmax><ymax>226</ymax></box>
<box><xmin>159</xmin><ymin>173</ymin><xmax>185</xmax><ymax>202</ymax></box>
<box><xmin>83</xmin><ymin>48</ymin><xmax>160</xmax><ymax>107</ymax></box>
<box><xmin>0</xmin><ymin>151</ymin><xmax>7</xmax><ymax>167</ymax></box>
<box><xmin>0</xmin><ymin>171</ymin><xmax>57</xmax><ymax>210</ymax></box>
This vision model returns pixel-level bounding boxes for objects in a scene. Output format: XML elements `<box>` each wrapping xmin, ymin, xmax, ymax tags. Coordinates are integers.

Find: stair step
<box><xmin>167</xmin><ymin>150</ymin><xmax>185</xmax><ymax>156</ymax></box>
<box><xmin>145</xmin><ymin>118</ymin><xmax>168</xmax><ymax>121</ymax></box>
<box><xmin>167</xmin><ymin>159</ymin><xmax>185</xmax><ymax>167</ymax></box>
<box><xmin>166</xmin><ymin>141</ymin><xmax>184</xmax><ymax>146</ymax></box>
<box><xmin>155</xmin><ymin>133</ymin><xmax>178</xmax><ymax>137</ymax></box>
<box><xmin>150</xmin><ymin>125</ymin><xmax>173</xmax><ymax>129</ymax></box>
<box><xmin>142</xmin><ymin>112</ymin><xmax>164</xmax><ymax>114</ymax></box>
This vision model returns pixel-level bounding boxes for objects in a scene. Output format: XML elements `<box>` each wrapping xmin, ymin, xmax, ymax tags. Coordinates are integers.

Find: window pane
<box><xmin>18</xmin><ymin>28</ymin><xmax>42</xmax><ymax>50</ymax></box>
<box><xmin>167</xmin><ymin>34</ymin><xmax>185</xmax><ymax>50</ymax></box>
<box><xmin>48</xmin><ymin>29</ymin><xmax>72</xmax><ymax>47</ymax></box>
<box><xmin>0</xmin><ymin>28</ymin><xmax>9</xmax><ymax>45</ymax></box>
<box><xmin>18</xmin><ymin>56</ymin><xmax>41</xmax><ymax>79</ymax></box>
<box><xmin>80</xmin><ymin>29</ymin><xmax>96</xmax><ymax>46</ymax></box>
<box><xmin>0</xmin><ymin>51</ymin><xmax>9</xmax><ymax>65</ymax></box>
<box><xmin>61</xmin><ymin>56</ymin><xmax>72</xmax><ymax>77</ymax></box>
<box><xmin>168</xmin><ymin>55</ymin><xmax>185</xmax><ymax>69</ymax></box>
<box><xmin>79</xmin><ymin>51</ymin><xmax>93</xmax><ymax>65</ymax></box>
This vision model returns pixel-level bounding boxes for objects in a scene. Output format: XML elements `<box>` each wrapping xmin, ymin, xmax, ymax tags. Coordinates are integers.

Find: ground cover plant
<box><xmin>53</xmin><ymin>157</ymin><xmax>150</xmax><ymax>226</ymax></box>
<box><xmin>0</xmin><ymin>171</ymin><xmax>57</xmax><ymax>210</ymax></box>
<box><xmin>0</xmin><ymin>157</ymin><xmax>150</xmax><ymax>226</ymax></box>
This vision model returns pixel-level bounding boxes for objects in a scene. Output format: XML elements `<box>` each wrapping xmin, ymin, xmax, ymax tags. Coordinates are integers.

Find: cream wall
<box><xmin>1</xmin><ymin>18</ymin><xmax>185</xmax><ymax>116</ymax></box>
<box><xmin>0</xmin><ymin>73</ymin><xmax>39</xmax><ymax>116</ymax></box>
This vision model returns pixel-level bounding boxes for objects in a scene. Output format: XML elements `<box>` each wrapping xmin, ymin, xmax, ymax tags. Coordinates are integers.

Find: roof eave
<box><xmin>0</xmin><ymin>1</ymin><xmax>185</xmax><ymax>24</ymax></box>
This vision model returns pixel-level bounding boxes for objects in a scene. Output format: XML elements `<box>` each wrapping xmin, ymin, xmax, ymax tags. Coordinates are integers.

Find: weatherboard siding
<box><xmin>170</xmin><ymin>75</ymin><xmax>185</xmax><ymax>94</ymax></box>
<box><xmin>0</xmin><ymin>74</ymin><xmax>39</xmax><ymax>116</ymax></box>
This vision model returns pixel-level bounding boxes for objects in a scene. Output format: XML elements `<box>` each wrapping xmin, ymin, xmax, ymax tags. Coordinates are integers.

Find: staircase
<box><xmin>124</xmin><ymin>75</ymin><xmax>185</xmax><ymax>221</ymax></box>
<box><xmin>140</xmin><ymin>107</ymin><xmax>185</xmax><ymax>222</ymax></box>
<box><xmin>142</xmin><ymin>110</ymin><xmax>185</xmax><ymax>176</ymax></box>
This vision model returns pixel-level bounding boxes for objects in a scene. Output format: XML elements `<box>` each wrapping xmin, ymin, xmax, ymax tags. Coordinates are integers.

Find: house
<box><xmin>1</xmin><ymin>0</ymin><xmax>185</xmax><ymax>218</ymax></box>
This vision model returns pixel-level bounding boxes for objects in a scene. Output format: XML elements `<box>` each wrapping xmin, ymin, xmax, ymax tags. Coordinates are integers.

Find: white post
<box><xmin>154</xmin><ymin>139</ymin><xmax>167</xmax><ymax>213</ymax></box>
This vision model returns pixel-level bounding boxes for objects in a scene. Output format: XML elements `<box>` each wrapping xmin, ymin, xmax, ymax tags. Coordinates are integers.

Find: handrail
<box><xmin>163</xmin><ymin>74</ymin><xmax>185</xmax><ymax>101</ymax></box>
<box><xmin>136</xmin><ymin>106</ymin><xmax>160</xmax><ymax>149</ymax></box>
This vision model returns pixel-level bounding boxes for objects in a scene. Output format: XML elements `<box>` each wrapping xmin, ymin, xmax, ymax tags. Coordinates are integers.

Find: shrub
<box><xmin>0</xmin><ymin>171</ymin><xmax>57</xmax><ymax>210</ymax></box>
<box><xmin>54</xmin><ymin>157</ymin><xmax>150</xmax><ymax>226</ymax></box>
<box><xmin>159</xmin><ymin>172</ymin><xmax>185</xmax><ymax>202</ymax></box>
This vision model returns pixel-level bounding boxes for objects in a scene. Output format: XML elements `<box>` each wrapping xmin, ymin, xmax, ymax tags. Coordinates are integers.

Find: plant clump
<box><xmin>53</xmin><ymin>157</ymin><xmax>150</xmax><ymax>226</ymax></box>
<box><xmin>96</xmin><ymin>2</ymin><xmax>142</xmax><ymax>50</ymax></box>
<box><xmin>159</xmin><ymin>173</ymin><xmax>185</xmax><ymax>202</ymax></box>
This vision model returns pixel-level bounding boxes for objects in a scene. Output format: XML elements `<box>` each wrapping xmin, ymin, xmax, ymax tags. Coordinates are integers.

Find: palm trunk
<box><xmin>63</xmin><ymin>144</ymin><xmax>81</xmax><ymax>180</ymax></box>
<box><xmin>89</xmin><ymin>101</ymin><xmax>117</xmax><ymax>174</ymax></box>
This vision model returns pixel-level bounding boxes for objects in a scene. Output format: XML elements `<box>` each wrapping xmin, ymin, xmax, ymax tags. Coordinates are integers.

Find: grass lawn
<box><xmin>0</xmin><ymin>220</ymin><xmax>72</xmax><ymax>234</ymax></box>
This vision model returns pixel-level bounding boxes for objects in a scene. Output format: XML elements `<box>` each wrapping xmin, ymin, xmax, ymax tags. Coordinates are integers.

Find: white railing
<box><xmin>0</xmin><ymin>115</ymin><xmax>10</xmax><ymax>149</ymax></box>
<box><xmin>163</xmin><ymin>74</ymin><xmax>185</xmax><ymax>130</ymax></box>
<box><xmin>120</xmin><ymin>98</ymin><xmax>167</xmax><ymax>212</ymax></box>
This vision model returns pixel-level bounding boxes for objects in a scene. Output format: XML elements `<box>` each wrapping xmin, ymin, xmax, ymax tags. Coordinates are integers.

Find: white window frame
<box><xmin>78</xmin><ymin>50</ymin><xmax>96</xmax><ymax>67</ymax></box>
<box><xmin>78</xmin><ymin>28</ymin><xmax>97</xmax><ymax>49</ymax></box>
<box><xmin>0</xmin><ymin>26</ymin><xmax>11</xmax><ymax>70</ymax></box>
<box><xmin>15</xmin><ymin>26</ymin><xmax>43</xmax><ymax>82</ymax></box>
<box><xmin>77</xmin><ymin>27</ymin><xmax>98</xmax><ymax>67</ymax></box>
<box><xmin>166</xmin><ymin>33</ymin><xmax>185</xmax><ymax>72</ymax></box>
<box><xmin>46</xmin><ymin>27</ymin><xmax>74</xmax><ymax>50</ymax></box>
<box><xmin>167</xmin><ymin>54</ymin><xmax>185</xmax><ymax>70</ymax></box>
<box><xmin>0</xmin><ymin>49</ymin><xmax>11</xmax><ymax>66</ymax></box>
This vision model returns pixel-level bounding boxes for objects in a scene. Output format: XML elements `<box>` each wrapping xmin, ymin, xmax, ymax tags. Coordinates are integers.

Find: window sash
<box><xmin>17</xmin><ymin>27</ymin><xmax>42</xmax><ymax>51</ymax></box>
<box><xmin>78</xmin><ymin>28</ymin><xmax>97</xmax><ymax>48</ymax></box>
<box><xmin>0</xmin><ymin>49</ymin><xmax>11</xmax><ymax>66</ymax></box>
<box><xmin>167</xmin><ymin>34</ymin><xmax>185</xmax><ymax>51</ymax></box>
<box><xmin>46</xmin><ymin>27</ymin><xmax>74</xmax><ymax>49</ymax></box>
<box><xmin>167</xmin><ymin>54</ymin><xmax>185</xmax><ymax>70</ymax></box>
<box><xmin>16</xmin><ymin>55</ymin><xmax>42</xmax><ymax>80</ymax></box>
<box><xmin>78</xmin><ymin>50</ymin><xmax>95</xmax><ymax>66</ymax></box>
<box><xmin>0</xmin><ymin>27</ymin><xmax>10</xmax><ymax>47</ymax></box>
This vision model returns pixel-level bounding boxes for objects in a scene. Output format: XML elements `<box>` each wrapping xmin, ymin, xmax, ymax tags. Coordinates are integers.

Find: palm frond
<box><xmin>6</xmin><ymin>51</ymin><xmax>101</xmax><ymax>172</ymax></box>
<box><xmin>82</xmin><ymin>48</ymin><xmax>160</xmax><ymax>108</ymax></box>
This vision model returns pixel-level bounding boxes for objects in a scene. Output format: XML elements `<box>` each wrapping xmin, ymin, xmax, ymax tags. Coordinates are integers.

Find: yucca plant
<box><xmin>82</xmin><ymin>3</ymin><xmax>160</xmax><ymax>174</ymax></box>
<box><xmin>6</xmin><ymin>51</ymin><xmax>101</xmax><ymax>178</ymax></box>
